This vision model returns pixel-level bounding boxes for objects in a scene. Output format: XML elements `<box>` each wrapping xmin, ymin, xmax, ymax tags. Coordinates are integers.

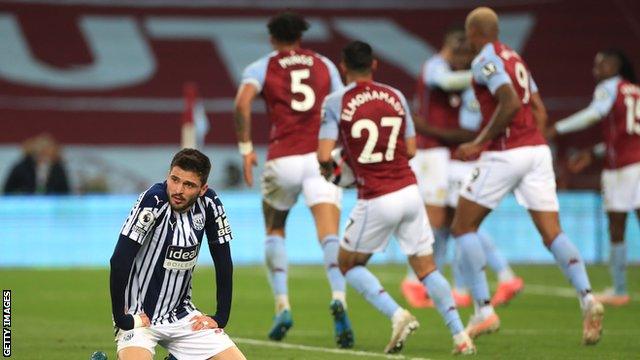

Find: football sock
<box><xmin>452</xmin><ymin>241</ymin><xmax>467</xmax><ymax>290</ymax></box>
<box><xmin>548</xmin><ymin>233</ymin><xmax>593</xmax><ymax>307</ymax></box>
<box><xmin>321</xmin><ymin>235</ymin><xmax>347</xmax><ymax>302</ymax></box>
<box><xmin>610</xmin><ymin>242</ymin><xmax>627</xmax><ymax>295</ymax></box>
<box><xmin>478</xmin><ymin>231</ymin><xmax>515</xmax><ymax>282</ymax></box>
<box><xmin>265</xmin><ymin>235</ymin><xmax>289</xmax><ymax>311</ymax></box>
<box><xmin>345</xmin><ymin>266</ymin><xmax>399</xmax><ymax>319</ymax></box>
<box><xmin>421</xmin><ymin>270</ymin><xmax>464</xmax><ymax>335</ymax></box>
<box><xmin>433</xmin><ymin>228</ymin><xmax>450</xmax><ymax>270</ymax></box>
<box><xmin>455</xmin><ymin>232</ymin><xmax>491</xmax><ymax>306</ymax></box>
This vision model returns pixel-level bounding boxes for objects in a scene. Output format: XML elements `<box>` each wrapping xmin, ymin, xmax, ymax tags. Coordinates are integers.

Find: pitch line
<box><xmin>234</xmin><ymin>337</ymin><xmax>433</xmax><ymax>360</ymax></box>
<box><xmin>523</xmin><ymin>283</ymin><xmax>640</xmax><ymax>302</ymax></box>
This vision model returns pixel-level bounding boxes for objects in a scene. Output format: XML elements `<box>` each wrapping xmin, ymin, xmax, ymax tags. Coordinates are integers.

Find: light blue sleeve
<box><xmin>320</xmin><ymin>56</ymin><xmax>344</xmax><ymax>93</ymax></box>
<box><xmin>393</xmin><ymin>89</ymin><xmax>415</xmax><ymax>138</ymax></box>
<box><xmin>424</xmin><ymin>57</ymin><xmax>449</xmax><ymax>88</ymax></box>
<box><xmin>472</xmin><ymin>50</ymin><xmax>512</xmax><ymax>94</ymax></box>
<box><xmin>240</xmin><ymin>55</ymin><xmax>270</xmax><ymax>92</ymax></box>
<box><xmin>459</xmin><ymin>89</ymin><xmax>482</xmax><ymax>131</ymax></box>
<box><xmin>319</xmin><ymin>92</ymin><xmax>342</xmax><ymax>140</ymax></box>
<box><xmin>588</xmin><ymin>78</ymin><xmax>618</xmax><ymax>117</ymax></box>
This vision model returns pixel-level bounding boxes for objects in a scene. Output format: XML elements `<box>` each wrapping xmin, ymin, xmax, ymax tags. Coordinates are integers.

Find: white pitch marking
<box><xmin>234</xmin><ymin>337</ymin><xmax>433</xmax><ymax>360</ymax></box>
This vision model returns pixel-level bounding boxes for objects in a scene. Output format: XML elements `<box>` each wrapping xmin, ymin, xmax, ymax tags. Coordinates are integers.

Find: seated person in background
<box><xmin>3</xmin><ymin>133</ymin><xmax>70</xmax><ymax>195</ymax></box>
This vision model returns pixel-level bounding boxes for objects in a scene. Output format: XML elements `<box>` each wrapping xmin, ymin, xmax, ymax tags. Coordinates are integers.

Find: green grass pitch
<box><xmin>2</xmin><ymin>264</ymin><xmax>638</xmax><ymax>359</ymax></box>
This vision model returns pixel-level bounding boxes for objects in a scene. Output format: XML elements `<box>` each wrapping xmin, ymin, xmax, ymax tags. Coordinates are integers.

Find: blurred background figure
<box><xmin>3</xmin><ymin>133</ymin><xmax>70</xmax><ymax>195</ymax></box>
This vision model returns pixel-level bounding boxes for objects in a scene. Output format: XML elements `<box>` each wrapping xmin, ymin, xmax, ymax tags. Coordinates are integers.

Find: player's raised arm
<box><xmin>204</xmin><ymin>192</ymin><xmax>234</xmax><ymax>328</ymax></box>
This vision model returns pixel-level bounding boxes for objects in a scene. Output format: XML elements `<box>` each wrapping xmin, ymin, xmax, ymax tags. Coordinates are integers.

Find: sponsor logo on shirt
<box><xmin>163</xmin><ymin>244</ymin><xmax>199</xmax><ymax>270</ymax></box>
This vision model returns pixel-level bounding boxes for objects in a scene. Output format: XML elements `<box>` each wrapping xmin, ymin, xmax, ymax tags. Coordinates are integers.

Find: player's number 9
<box><xmin>351</xmin><ymin>117</ymin><xmax>402</xmax><ymax>164</ymax></box>
<box><xmin>514</xmin><ymin>62</ymin><xmax>530</xmax><ymax>104</ymax></box>
<box><xmin>290</xmin><ymin>69</ymin><xmax>315</xmax><ymax>112</ymax></box>
<box><xmin>624</xmin><ymin>95</ymin><xmax>640</xmax><ymax>135</ymax></box>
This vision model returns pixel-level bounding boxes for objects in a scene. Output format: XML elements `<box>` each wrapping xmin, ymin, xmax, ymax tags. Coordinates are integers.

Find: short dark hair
<box><xmin>600</xmin><ymin>48</ymin><xmax>637</xmax><ymax>83</ymax></box>
<box><xmin>267</xmin><ymin>12</ymin><xmax>309</xmax><ymax>43</ymax></box>
<box><xmin>342</xmin><ymin>41</ymin><xmax>373</xmax><ymax>73</ymax></box>
<box><xmin>170</xmin><ymin>148</ymin><xmax>211</xmax><ymax>185</ymax></box>
<box><xmin>443</xmin><ymin>24</ymin><xmax>465</xmax><ymax>49</ymax></box>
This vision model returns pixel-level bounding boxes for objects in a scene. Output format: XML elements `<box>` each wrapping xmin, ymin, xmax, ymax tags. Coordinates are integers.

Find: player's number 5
<box><xmin>352</xmin><ymin>117</ymin><xmax>402</xmax><ymax>164</ymax></box>
<box><xmin>624</xmin><ymin>96</ymin><xmax>640</xmax><ymax>135</ymax></box>
<box><xmin>290</xmin><ymin>69</ymin><xmax>315</xmax><ymax>112</ymax></box>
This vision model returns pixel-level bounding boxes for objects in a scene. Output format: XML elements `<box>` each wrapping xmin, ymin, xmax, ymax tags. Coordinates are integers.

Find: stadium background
<box><xmin>1</xmin><ymin>1</ymin><xmax>640</xmax><ymax>359</ymax></box>
<box><xmin>1</xmin><ymin>0</ymin><xmax>639</xmax><ymax>267</ymax></box>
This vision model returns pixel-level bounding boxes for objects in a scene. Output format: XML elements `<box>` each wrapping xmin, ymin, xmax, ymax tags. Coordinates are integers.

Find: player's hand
<box><xmin>567</xmin><ymin>149</ymin><xmax>593</xmax><ymax>174</ymax></box>
<box><xmin>455</xmin><ymin>142</ymin><xmax>483</xmax><ymax>161</ymax></box>
<box><xmin>319</xmin><ymin>161</ymin><xmax>334</xmax><ymax>180</ymax></box>
<box><xmin>138</xmin><ymin>313</ymin><xmax>151</xmax><ymax>327</ymax></box>
<box><xmin>544</xmin><ymin>126</ymin><xmax>558</xmax><ymax>140</ymax></box>
<box><xmin>190</xmin><ymin>314</ymin><xmax>218</xmax><ymax>331</ymax></box>
<box><xmin>242</xmin><ymin>152</ymin><xmax>258</xmax><ymax>187</ymax></box>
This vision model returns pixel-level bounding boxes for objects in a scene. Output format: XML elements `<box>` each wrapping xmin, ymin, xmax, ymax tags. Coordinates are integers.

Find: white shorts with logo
<box><xmin>460</xmin><ymin>145</ymin><xmax>560</xmax><ymax>211</ymax></box>
<box><xmin>342</xmin><ymin>185</ymin><xmax>434</xmax><ymax>256</ymax></box>
<box><xmin>116</xmin><ymin>311</ymin><xmax>235</xmax><ymax>359</ymax></box>
<box><xmin>261</xmin><ymin>152</ymin><xmax>343</xmax><ymax>211</ymax></box>
<box><xmin>602</xmin><ymin>162</ymin><xmax>640</xmax><ymax>212</ymax></box>
<box><xmin>409</xmin><ymin>147</ymin><xmax>450</xmax><ymax>207</ymax></box>
<box><xmin>446</xmin><ymin>160</ymin><xmax>476</xmax><ymax>208</ymax></box>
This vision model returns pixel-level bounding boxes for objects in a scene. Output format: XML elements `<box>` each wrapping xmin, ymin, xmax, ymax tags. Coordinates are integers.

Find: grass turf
<box><xmin>1</xmin><ymin>264</ymin><xmax>638</xmax><ymax>359</ymax></box>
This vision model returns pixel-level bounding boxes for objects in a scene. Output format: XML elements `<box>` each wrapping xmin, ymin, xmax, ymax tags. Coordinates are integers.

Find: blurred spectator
<box><xmin>3</xmin><ymin>134</ymin><xmax>70</xmax><ymax>195</ymax></box>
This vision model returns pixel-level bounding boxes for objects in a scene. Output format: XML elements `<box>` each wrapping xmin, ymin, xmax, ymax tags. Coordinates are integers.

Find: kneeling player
<box><xmin>318</xmin><ymin>41</ymin><xmax>475</xmax><ymax>355</ymax></box>
<box><xmin>110</xmin><ymin>149</ymin><xmax>246</xmax><ymax>360</ymax></box>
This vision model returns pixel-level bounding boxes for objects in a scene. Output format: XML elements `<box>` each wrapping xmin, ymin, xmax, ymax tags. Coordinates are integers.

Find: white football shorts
<box><xmin>116</xmin><ymin>311</ymin><xmax>236</xmax><ymax>359</ymax></box>
<box><xmin>409</xmin><ymin>147</ymin><xmax>450</xmax><ymax>207</ymax></box>
<box><xmin>459</xmin><ymin>145</ymin><xmax>560</xmax><ymax>211</ymax></box>
<box><xmin>341</xmin><ymin>184</ymin><xmax>434</xmax><ymax>256</ymax></box>
<box><xmin>602</xmin><ymin>161</ymin><xmax>640</xmax><ymax>212</ymax></box>
<box><xmin>446</xmin><ymin>159</ymin><xmax>476</xmax><ymax>208</ymax></box>
<box><xmin>261</xmin><ymin>152</ymin><xmax>343</xmax><ymax>211</ymax></box>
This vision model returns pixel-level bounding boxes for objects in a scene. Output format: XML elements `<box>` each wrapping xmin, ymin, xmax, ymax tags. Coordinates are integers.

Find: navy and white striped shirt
<box><xmin>118</xmin><ymin>182</ymin><xmax>231</xmax><ymax>325</ymax></box>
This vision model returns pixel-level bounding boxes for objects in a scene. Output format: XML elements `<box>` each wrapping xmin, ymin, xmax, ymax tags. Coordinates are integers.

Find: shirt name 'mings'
<box><xmin>341</xmin><ymin>90</ymin><xmax>405</xmax><ymax>122</ymax></box>
<box><xmin>278</xmin><ymin>54</ymin><xmax>314</xmax><ymax>69</ymax></box>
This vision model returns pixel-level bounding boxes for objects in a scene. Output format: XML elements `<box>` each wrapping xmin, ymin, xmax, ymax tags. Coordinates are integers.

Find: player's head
<box><xmin>593</xmin><ymin>49</ymin><xmax>637</xmax><ymax>83</ymax></box>
<box><xmin>267</xmin><ymin>12</ymin><xmax>309</xmax><ymax>46</ymax></box>
<box><xmin>442</xmin><ymin>25</ymin><xmax>466</xmax><ymax>52</ymax></box>
<box><xmin>465</xmin><ymin>7</ymin><xmax>499</xmax><ymax>52</ymax></box>
<box><xmin>340</xmin><ymin>40</ymin><xmax>377</xmax><ymax>78</ymax></box>
<box><xmin>167</xmin><ymin>148</ymin><xmax>210</xmax><ymax>212</ymax></box>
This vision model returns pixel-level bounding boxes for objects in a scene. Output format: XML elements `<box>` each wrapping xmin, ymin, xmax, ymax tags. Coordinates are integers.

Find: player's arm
<box><xmin>399</xmin><ymin>91</ymin><xmax>418</xmax><ymax>159</ymax></box>
<box><xmin>548</xmin><ymin>80</ymin><xmax>615</xmax><ymax>139</ymax></box>
<box><xmin>527</xmin><ymin>76</ymin><xmax>548</xmax><ymax>131</ymax></box>
<box><xmin>234</xmin><ymin>58</ymin><xmax>267</xmax><ymax>187</ymax></box>
<box><xmin>318</xmin><ymin>95</ymin><xmax>341</xmax><ymax>179</ymax></box>
<box><xmin>425</xmin><ymin>61</ymin><xmax>472</xmax><ymax>91</ymax></box>
<box><xmin>110</xmin><ymin>192</ymin><xmax>157</xmax><ymax>330</ymax></box>
<box><xmin>414</xmin><ymin>114</ymin><xmax>476</xmax><ymax>144</ymax></box>
<box><xmin>204</xmin><ymin>194</ymin><xmax>233</xmax><ymax>328</ymax></box>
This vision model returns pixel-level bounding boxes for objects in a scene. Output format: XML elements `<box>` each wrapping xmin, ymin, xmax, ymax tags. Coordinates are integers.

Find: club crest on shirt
<box><xmin>193</xmin><ymin>213</ymin><xmax>205</xmax><ymax>231</ymax></box>
<box><xmin>482</xmin><ymin>62</ymin><xmax>497</xmax><ymax>77</ymax></box>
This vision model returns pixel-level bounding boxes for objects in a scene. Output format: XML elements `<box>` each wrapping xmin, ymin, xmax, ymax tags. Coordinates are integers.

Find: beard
<box><xmin>169</xmin><ymin>193</ymin><xmax>198</xmax><ymax>213</ymax></box>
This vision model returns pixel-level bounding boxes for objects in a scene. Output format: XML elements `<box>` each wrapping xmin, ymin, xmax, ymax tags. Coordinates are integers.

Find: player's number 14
<box><xmin>624</xmin><ymin>96</ymin><xmax>640</xmax><ymax>135</ymax></box>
